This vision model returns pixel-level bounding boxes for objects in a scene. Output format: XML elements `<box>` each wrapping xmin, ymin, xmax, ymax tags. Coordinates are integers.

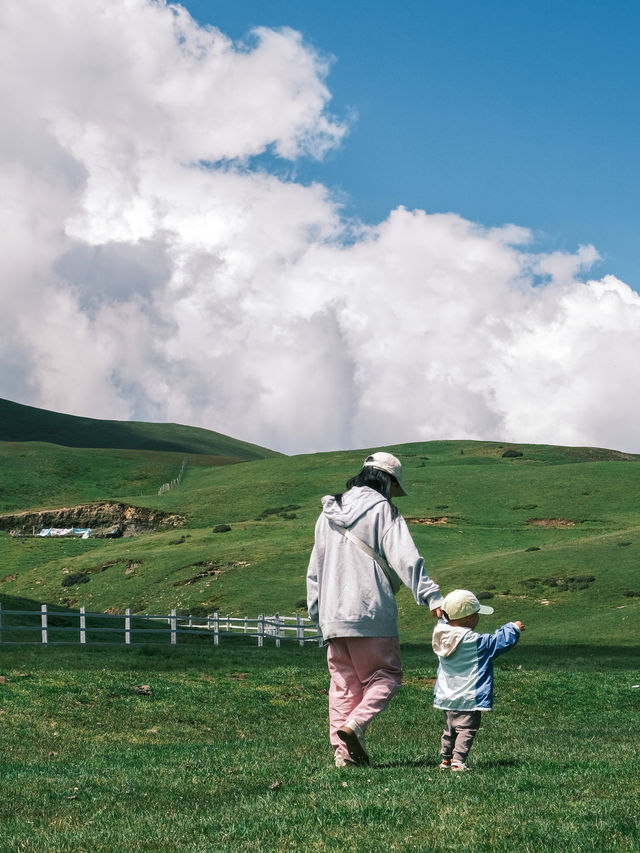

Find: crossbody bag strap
<box><xmin>330</xmin><ymin>521</ymin><xmax>402</xmax><ymax>594</ymax></box>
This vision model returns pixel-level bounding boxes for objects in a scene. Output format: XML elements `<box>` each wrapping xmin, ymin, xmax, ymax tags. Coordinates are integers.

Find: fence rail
<box><xmin>158</xmin><ymin>457</ymin><xmax>189</xmax><ymax>495</ymax></box>
<box><xmin>0</xmin><ymin>604</ymin><xmax>322</xmax><ymax>648</ymax></box>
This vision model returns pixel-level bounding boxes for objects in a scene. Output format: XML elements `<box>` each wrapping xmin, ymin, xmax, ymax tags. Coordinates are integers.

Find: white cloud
<box><xmin>1</xmin><ymin>0</ymin><xmax>639</xmax><ymax>454</ymax></box>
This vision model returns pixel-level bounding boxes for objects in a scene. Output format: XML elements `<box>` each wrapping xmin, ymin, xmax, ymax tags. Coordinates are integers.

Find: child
<box><xmin>432</xmin><ymin>589</ymin><xmax>525</xmax><ymax>771</ymax></box>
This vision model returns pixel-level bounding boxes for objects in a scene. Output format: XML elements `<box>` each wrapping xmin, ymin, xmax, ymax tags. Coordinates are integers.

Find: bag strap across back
<box><xmin>329</xmin><ymin>521</ymin><xmax>402</xmax><ymax>594</ymax></box>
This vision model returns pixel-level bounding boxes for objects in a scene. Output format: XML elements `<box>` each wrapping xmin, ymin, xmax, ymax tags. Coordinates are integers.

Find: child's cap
<box><xmin>441</xmin><ymin>589</ymin><xmax>494</xmax><ymax>620</ymax></box>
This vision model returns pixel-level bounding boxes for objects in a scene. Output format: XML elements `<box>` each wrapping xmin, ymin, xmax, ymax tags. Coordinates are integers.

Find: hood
<box><xmin>321</xmin><ymin>486</ymin><xmax>387</xmax><ymax>529</ymax></box>
<box><xmin>432</xmin><ymin>621</ymin><xmax>471</xmax><ymax>657</ymax></box>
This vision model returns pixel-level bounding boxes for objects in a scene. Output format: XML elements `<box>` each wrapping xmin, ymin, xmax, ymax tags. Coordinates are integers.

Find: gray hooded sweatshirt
<box><xmin>306</xmin><ymin>486</ymin><xmax>442</xmax><ymax>639</ymax></box>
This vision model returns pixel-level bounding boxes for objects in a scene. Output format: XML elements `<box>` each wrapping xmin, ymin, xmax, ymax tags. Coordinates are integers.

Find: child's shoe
<box><xmin>439</xmin><ymin>758</ymin><xmax>451</xmax><ymax>770</ymax></box>
<box><xmin>451</xmin><ymin>761</ymin><xmax>471</xmax><ymax>772</ymax></box>
<box><xmin>334</xmin><ymin>753</ymin><xmax>355</xmax><ymax>768</ymax></box>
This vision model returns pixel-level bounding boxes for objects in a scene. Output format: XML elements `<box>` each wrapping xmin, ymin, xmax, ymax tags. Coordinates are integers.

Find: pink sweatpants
<box><xmin>327</xmin><ymin>636</ymin><xmax>403</xmax><ymax>758</ymax></box>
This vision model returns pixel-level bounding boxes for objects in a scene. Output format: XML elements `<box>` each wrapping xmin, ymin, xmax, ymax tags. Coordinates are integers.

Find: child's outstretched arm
<box><xmin>514</xmin><ymin>620</ymin><xmax>525</xmax><ymax>631</ymax></box>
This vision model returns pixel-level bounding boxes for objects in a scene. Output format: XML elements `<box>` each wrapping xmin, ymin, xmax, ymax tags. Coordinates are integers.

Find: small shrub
<box><xmin>169</xmin><ymin>536</ymin><xmax>186</xmax><ymax>545</ymax></box>
<box><xmin>61</xmin><ymin>572</ymin><xmax>90</xmax><ymax>588</ymax></box>
<box><xmin>617</xmin><ymin>541</ymin><xmax>632</xmax><ymax>547</ymax></box>
<box><xmin>476</xmin><ymin>591</ymin><xmax>494</xmax><ymax>601</ymax></box>
<box><xmin>623</xmin><ymin>590</ymin><xmax>640</xmax><ymax>598</ymax></box>
<box><xmin>213</xmin><ymin>525</ymin><xmax>231</xmax><ymax>533</ymax></box>
<box><xmin>502</xmin><ymin>449</ymin><xmax>523</xmax><ymax>458</ymax></box>
<box><xmin>256</xmin><ymin>505</ymin><xmax>301</xmax><ymax>521</ymax></box>
<box><xmin>525</xmin><ymin>546</ymin><xmax>541</xmax><ymax>552</ymax></box>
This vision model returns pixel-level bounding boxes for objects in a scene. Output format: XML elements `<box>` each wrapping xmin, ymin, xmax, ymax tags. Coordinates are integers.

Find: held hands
<box><xmin>514</xmin><ymin>620</ymin><xmax>526</xmax><ymax>631</ymax></box>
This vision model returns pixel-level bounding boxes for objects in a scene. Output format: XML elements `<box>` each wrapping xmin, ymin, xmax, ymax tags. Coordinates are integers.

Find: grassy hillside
<box><xmin>0</xmin><ymin>397</ymin><xmax>280</xmax><ymax>459</ymax></box>
<box><xmin>1</xmin><ymin>438</ymin><xmax>639</xmax><ymax>646</ymax></box>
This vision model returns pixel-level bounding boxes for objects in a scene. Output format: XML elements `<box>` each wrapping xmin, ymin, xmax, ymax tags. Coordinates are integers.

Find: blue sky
<box><xmin>184</xmin><ymin>0</ymin><xmax>640</xmax><ymax>290</ymax></box>
<box><xmin>3</xmin><ymin>0</ymin><xmax>640</xmax><ymax>453</ymax></box>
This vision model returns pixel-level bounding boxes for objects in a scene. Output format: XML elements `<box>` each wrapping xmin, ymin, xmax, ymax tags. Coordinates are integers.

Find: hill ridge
<box><xmin>0</xmin><ymin>397</ymin><xmax>280</xmax><ymax>460</ymax></box>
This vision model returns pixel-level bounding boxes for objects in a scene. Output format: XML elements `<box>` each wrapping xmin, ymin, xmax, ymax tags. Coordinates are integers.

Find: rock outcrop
<box><xmin>0</xmin><ymin>502</ymin><xmax>185</xmax><ymax>537</ymax></box>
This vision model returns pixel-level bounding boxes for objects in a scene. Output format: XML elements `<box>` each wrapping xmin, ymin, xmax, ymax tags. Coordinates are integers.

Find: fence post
<box><xmin>41</xmin><ymin>604</ymin><xmax>48</xmax><ymax>645</ymax></box>
<box><xmin>274</xmin><ymin>612</ymin><xmax>281</xmax><ymax>648</ymax></box>
<box><xmin>80</xmin><ymin>606</ymin><xmax>86</xmax><ymax>644</ymax></box>
<box><xmin>125</xmin><ymin>608</ymin><xmax>131</xmax><ymax>645</ymax></box>
<box><xmin>170</xmin><ymin>609</ymin><xmax>177</xmax><ymax>645</ymax></box>
<box><xmin>258</xmin><ymin>613</ymin><xmax>264</xmax><ymax>648</ymax></box>
<box><xmin>213</xmin><ymin>612</ymin><xmax>219</xmax><ymax>646</ymax></box>
<box><xmin>296</xmin><ymin>612</ymin><xmax>304</xmax><ymax>646</ymax></box>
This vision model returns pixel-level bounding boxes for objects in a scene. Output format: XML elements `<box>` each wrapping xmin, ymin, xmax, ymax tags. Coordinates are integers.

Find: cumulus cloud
<box><xmin>1</xmin><ymin>0</ymin><xmax>639</xmax><ymax>454</ymax></box>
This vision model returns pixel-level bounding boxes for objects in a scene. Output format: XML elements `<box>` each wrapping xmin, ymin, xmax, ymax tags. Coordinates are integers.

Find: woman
<box><xmin>306</xmin><ymin>451</ymin><xmax>443</xmax><ymax>766</ymax></box>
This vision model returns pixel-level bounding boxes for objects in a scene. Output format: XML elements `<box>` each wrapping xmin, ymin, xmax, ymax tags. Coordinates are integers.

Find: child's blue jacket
<box><xmin>432</xmin><ymin>620</ymin><xmax>521</xmax><ymax>711</ymax></box>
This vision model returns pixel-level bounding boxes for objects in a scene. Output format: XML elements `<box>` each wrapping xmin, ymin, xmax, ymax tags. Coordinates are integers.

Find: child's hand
<box><xmin>515</xmin><ymin>620</ymin><xmax>525</xmax><ymax>631</ymax></box>
<box><xmin>431</xmin><ymin>607</ymin><xmax>443</xmax><ymax>619</ymax></box>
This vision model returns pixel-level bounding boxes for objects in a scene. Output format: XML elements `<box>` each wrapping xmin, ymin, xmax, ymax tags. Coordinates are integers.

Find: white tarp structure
<box><xmin>38</xmin><ymin>528</ymin><xmax>91</xmax><ymax>539</ymax></box>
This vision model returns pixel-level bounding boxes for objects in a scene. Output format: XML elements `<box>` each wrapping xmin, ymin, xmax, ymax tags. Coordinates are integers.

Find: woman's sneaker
<box><xmin>337</xmin><ymin>720</ymin><xmax>369</xmax><ymax>766</ymax></box>
<box><xmin>451</xmin><ymin>761</ymin><xmax>471</xmax><ymax>772</ymax></box>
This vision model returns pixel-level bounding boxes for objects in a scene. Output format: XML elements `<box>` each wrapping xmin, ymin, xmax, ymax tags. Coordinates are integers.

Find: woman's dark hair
<box><xmin>334</xmin><ymin>467</ymin><xmax>399</xmax><ymax>517</ymax></box>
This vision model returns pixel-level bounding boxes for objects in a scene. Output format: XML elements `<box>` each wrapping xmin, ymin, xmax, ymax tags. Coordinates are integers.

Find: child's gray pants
<box><xmin>441</xmin><ymin>710</ymin><xmax>482</xmax><ymax>764</ymax></box>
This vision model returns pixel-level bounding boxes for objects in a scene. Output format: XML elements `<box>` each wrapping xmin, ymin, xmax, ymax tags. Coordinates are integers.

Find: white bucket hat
<box><xmin>441</xmin><ymin>589</ymin><xmax>494</xmax><ymax>620</ymax></box>
<box><xmin>363</xmin><ymin>452</ymin><xmax>408</xmax><ymax>495</ymax></box>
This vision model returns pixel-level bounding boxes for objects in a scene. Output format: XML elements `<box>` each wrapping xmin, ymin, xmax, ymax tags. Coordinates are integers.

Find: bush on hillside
<box><xmin>62</xmin><ymin>572</ymin><xmax>90</xmax><ymax>587</ymax></box>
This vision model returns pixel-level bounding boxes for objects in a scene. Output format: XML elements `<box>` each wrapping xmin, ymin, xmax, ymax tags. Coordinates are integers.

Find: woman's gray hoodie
<box><xmin>306</xmin><ymin>486</ymin><xmax>442</xmax><ymax>639</ymax></box>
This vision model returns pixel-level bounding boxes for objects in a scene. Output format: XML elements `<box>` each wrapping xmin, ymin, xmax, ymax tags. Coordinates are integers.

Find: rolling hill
<box><xmin>1</xmin><ymin>414</ymin><xmax>640</xmax><ymax>647</ymax></box>
<box><xmin>0</xmin><ymin>397</ymin><xmax>281</xmax><ymax>459</ymax></box>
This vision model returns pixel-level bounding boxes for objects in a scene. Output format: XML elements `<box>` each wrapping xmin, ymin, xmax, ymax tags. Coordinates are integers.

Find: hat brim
<box><xmin>477</xmin><ymin>603</ymin><xmax>494</xmax><ymax>615</ymax></box>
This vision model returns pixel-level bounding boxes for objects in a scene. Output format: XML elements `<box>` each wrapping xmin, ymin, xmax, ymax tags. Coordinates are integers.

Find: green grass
<box><xmin>2</xmin><ymin>439</ymin><xmax>640</xmax><ymax>647</ymax></box>
<box><xmin>2</xmin><ymin>417</ymin><xmax>640</xmax><ymax>850</ymax></box>
<box><xmin>0</xmin><ymin>642</ymin><xmax>638</xmax><ymax>852</ymax></box>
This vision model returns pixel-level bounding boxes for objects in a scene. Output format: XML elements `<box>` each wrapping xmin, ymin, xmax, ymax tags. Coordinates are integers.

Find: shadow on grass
<box><xmin>372</xmin><ymin>756</ymin><xmax>521</xmax><ymax>770</ymax></box>
<box><xmin>374</xmin><ymin>757</ymin><xmax>433</xmax><ymax>770</ymax></box>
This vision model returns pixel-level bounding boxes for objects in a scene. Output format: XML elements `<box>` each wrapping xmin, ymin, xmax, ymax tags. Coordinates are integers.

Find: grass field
<box><xmin>1</xmin><ymin>405</ymin><xmax>639</xmax><ymax>850</ymax></box>
<box><xmin>1</xmin><ymin>641</ymin><xmax>638</xmax><ymax>852</ymax></box>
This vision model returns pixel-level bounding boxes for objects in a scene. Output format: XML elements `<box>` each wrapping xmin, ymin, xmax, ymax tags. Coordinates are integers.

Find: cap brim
<box><xmin>477</xmin><ymin>604</ymin><xmax>494</xmax><ymax>615</ymax></box>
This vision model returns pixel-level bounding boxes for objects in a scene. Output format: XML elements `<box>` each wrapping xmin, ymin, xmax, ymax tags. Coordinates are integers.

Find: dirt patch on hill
<box><xmin>0</xmin><ymin>502</ymin><xmax>185</xmax><ymax>537</ymax></box>
<box><xmin>527</xmin><ymin>518</ymin><xmax>577</xmax><ymax>528</ymax></box>
<box><xmin>409</xmin><ymin>517</ymin><xmax>452</xmax><ymax>525</ymax></box>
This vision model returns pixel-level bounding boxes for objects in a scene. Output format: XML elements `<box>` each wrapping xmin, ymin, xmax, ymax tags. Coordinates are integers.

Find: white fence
<box><xmin>158</xmin><ymin>456</ymin><xmax>189</xmax><ymax>495</ymax></box>
<box><xmin>0</xmin><ymin>603</ymin><xmax>322</xmax><ymax>648</ymax></box>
